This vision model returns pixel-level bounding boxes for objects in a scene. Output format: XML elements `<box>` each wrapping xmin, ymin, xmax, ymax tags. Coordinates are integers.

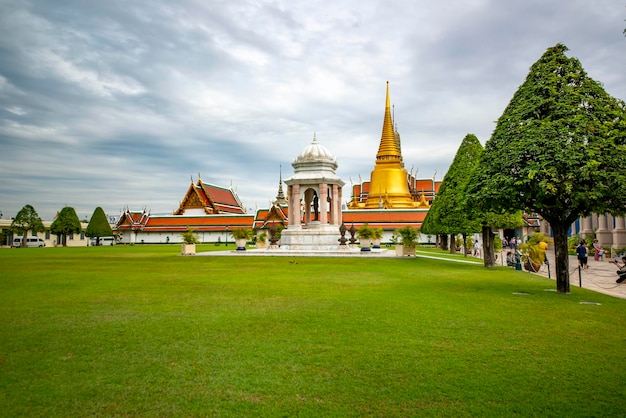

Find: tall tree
<box><xmin>468</xmin><ymin>44</ymin><xmax>626</xmax><ymax>293</ymax></box>
<box><xmin>85</xmin><ymin>207</ymin><xmax>113</xmax><ymax>246</ymax></box>
<box><xmin>50</xmin><ymin>207</ymin><xmax>82</xmax><ymax>247</ymax></box>
<box><xmin>421</xmin><ymin>134</ymin><xmax>483</xmax><ymax>255</ymax></box>
<box><xmin>11</xmin><ymin>204</ymin><xmax>45</xmax><ymax>247</ymax></box>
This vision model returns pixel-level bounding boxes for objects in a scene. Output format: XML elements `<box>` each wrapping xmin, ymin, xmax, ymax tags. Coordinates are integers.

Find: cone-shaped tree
<box><xmin>85</xmin><ymin>207</ymin><xmax>113</xmax><ymax>246</ymax></box>
<box><xmin>421</xmin><ymin>134</ymin><xmax>483</xmax><ymax>255</ymax></box>
<box><xmin>468</xmin><ymin>44</ymin><xmax>626</xmax><ymax>293</ymax></box>
<box><xmin>50</xmin><ymin>207</ymin><xmax>82</xmax><ymax>247</ymax></box>
<box><xmin>11</xmin><ymin>204</ymin><xmax>45</xmax><ymax>247</ymax></box>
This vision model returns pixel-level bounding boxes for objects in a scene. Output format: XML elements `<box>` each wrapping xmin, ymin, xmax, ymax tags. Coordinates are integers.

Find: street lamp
<box><xmin>225</xmin><ymin>226</ymin><xmax>229</xmax><ymax>247</ymax></box>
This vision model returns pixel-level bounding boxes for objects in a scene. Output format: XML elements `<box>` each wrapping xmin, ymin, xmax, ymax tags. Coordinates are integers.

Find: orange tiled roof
<box><xmin>115</xmin><ymin>208</ymin><xmax>254</xmax><ymax>232</ymax></box>
<box><xmin>342</xmin><ymin>209</ymin><xmax>427</xmax><ymax>229</ymax></box>
<box><xmin>199</xmin><ymin>182</ymin><xmax>244</xmax><ymax>213</ymax></box>
<box><xmin>254</xmin><ymin>204</ymin><xmax>288</xmax><ymax>229</ymax></box>
<box><xmin>414</xmin><ymin>179</ymin><xmax>433</xmax><ymax>191</ymax></box>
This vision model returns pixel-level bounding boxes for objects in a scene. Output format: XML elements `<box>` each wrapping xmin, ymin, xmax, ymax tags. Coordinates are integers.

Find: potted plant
<box><xmin>518</xmin><ymin>232</ymin><xmax>553</xmax><ymax>272</ymax></box>
<box><xmin>256</xmin><ymin>230</ymin><xmax>268</xmax><ymax>249</ymax></box>
<box><xmin>231</xmin><ymin>228</ymin><xmax>253</xmax><ymax>251</ymax></box>
<box><xmin>181</xmin><ymin>227</ymin><xmax>199</xmax><ymax>255</ymax></box>
<box><xmin>395</xmin><ymin>226</ymin><xmax>420</xmax><ymax>256</ymax></box>
<box><xmin>357</xmin><ymin>223</ymin><xmax>374</xmax><ymax>252</ymax></box>
<box><xmin>371</xmin><ymin>228</ymin><xmax>384</xmax><ymax>249</ymax></box>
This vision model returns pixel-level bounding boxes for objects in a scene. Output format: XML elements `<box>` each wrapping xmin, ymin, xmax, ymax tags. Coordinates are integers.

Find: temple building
<box><xmin>341</xmin><ymin>82</ymin><xmax>440</xmax><ymax>241</ymax></box>
<box><xmin>349</xmin><ymin>82</ymin><xmax>431</xmax><ymax>210</ymax></box>
<box><xmin>114</xmin><ymin>82</ymin><xmax>443</xmax><ymax>245</ymax></box>
<box><xmin>115</xmin><ymin>179</ymin><xmax>254</xmax><ymax>244</ymax></box>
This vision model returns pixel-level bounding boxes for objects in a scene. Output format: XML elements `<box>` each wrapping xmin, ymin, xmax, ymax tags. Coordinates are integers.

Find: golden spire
<box><xmin>364</xmin><ymin>82</ymin><xmax>416</xmax><ymax>209</ymax></box>
<box><xmin>375</xmin><ymin>81</ymin><xmax>402</xmax><ymax>161</ymax></box>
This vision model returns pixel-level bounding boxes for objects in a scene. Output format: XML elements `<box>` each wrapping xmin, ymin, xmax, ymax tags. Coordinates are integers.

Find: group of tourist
<box><xmin>576</xmin><ymin>239</ymin><xmax>607</xmax><ymax>270</ymax></box>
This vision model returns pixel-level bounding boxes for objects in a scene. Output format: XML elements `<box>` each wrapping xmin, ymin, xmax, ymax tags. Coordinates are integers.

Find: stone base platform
<box><xmin>278</xmin><ymin>223</ymin><xmax>346</xmax><ymax>251</ymax></box>
<box><xmin>230</xmin><ymin>248</ymin><xmax>394</xmax><ymax>257</ymax></box>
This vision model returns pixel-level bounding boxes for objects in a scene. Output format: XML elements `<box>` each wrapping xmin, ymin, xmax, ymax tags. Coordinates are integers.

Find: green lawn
<box><xmin>1</xmin><ymin>246</ymin><xmax>625</xmax><ymax>417</ymax></box>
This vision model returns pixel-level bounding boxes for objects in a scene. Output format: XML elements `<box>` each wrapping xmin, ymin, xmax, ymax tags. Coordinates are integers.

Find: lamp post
<box><xmin>225</xmin><ymin>226</ymin><xmax>229</xmax><ymax>247</ymax></box>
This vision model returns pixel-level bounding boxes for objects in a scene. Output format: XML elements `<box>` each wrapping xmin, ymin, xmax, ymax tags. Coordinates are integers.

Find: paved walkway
<box><xmin>495</xmin><ymin>249</ymin><xmax>626</xmax><ymax>300</ymax></box>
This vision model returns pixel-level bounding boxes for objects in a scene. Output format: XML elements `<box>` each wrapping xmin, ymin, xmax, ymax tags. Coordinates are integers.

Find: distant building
<box><xmin>0</xmin><ymin>219</ymin><xmax>89</xmax><ymax>247</ymax></box>
<box><xmin>112</xmin><ymin>83</ymin><xmax>447</xmax><ymax>244</ymax></box>
<box><xmin>115</xmin><ymin>179</ymin><xmax>254</xmax><ymax>245</ymax></box>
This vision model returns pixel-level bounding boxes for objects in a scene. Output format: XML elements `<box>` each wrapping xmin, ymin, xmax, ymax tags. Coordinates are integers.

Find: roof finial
<box><xmin>275</xmin><ymin>164</ymin><xmax>287</xmax><ymax>205</ymax></box>
<box><xmin>386</xmin><ymin>80</ymin><xmax>390</xmax><ymax>110</ymax></box>
<box><xmin>313</xmin><ymin>132</ymin><xmax>317</xmax><ymax>143</ymax></box>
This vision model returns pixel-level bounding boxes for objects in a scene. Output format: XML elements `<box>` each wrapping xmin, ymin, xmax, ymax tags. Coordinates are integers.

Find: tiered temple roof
<box><xmin>174</xmin><ymin>179</ymin><xmax>245</xmax><ymax>215</ymax></box>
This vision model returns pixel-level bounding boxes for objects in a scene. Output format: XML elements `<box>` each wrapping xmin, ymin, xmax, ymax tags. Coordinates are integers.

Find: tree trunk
<box><xmin>20</xmin><ymin>229</ymin><xmax>29</xmax><ymax>248</ymax></box>
<box><xmin>482</xmin><ymin>225</ymin><xmax>496</xmax><ymax>267</ymax></box>
<box><xmin>440</xmin><ymin>234</ymin><xmax>449</xmax><ymax>251</ymax></box>
<box><xmin>449</xmin><ymin>234</ymin><xmax>456</xmax><ymax>254</ymax></box>
<box><xmin>552</xmin><ymin>222</ymin><xmax>571</xmax><ymax>294</ymax></box>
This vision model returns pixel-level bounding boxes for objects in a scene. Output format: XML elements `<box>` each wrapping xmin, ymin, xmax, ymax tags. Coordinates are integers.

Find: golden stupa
<box><xmin>360</xmin><ymin>82</ymin><xmax>418</xmax><ymax>209</ymax></box>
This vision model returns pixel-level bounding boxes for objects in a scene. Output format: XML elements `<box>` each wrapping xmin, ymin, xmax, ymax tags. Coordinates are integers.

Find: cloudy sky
<box><xmin>0</xmin><ymin>0</ymin><xmax>624</xmax><ymax>221</ymax></box>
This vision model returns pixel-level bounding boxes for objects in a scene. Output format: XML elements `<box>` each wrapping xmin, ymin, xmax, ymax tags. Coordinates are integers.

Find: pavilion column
<box><xmin>580</xmin><ymin>216</ymin><xmax>593</xmax><ymax>239</ymax></box>
<box><xmin>290</xmin><ymin>184</ymin><xmax>301</xmax><ymax>228</ymax></box>
<box><xmin>304</xmin><ymin>189</ymin><xmax>312</xmax><ymax>225</ymax></box>
<box><xmin>596</xmin><ymin>213</ymin><xmax>612</xmax><ymax>248</ymax></box>
<box><xmin>337</xmin><ymin>186</ymin><xmax>343</xmax><ymax>225</ymax></box>
<box><xmin>319</xmin><ymin>184</ymin><xmax>328</xmax><ymax>224</ymax></box>
<box><xmin>332</xmin><ymin>184</ymin><xmax>340</xmax><ymax>225</ymax></box>
<box><xmin>612</xmin><ymin>216</ymin><xmax>626</xmax><ymax>251</ymax></box>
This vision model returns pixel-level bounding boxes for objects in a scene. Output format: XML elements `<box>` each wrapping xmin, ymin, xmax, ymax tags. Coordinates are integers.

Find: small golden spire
<box><xmin>376</xmin><ymin>81</ymin><xmax>402</xmax><ymax>160</ymax></box>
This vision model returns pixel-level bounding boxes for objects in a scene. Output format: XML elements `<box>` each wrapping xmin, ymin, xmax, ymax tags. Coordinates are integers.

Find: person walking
<box><xmin>592</xmin><ymin>239</ymin><xmax>604</xmax><ymax>261</ymax></box>
<box><xmin>576</xmin><ymin>239</ymin><xmax>589</xmax><ymax>270</ymax></box>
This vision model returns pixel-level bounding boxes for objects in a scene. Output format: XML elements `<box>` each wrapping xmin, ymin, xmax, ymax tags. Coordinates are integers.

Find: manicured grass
<box><xmin>1</xmin><ymin>246</ymin><xmax>625</xmax><ymax>416</ymax></box>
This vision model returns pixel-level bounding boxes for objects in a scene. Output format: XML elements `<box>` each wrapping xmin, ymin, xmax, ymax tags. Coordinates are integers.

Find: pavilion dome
<box><xmin>286</xmin><ymin>134</ymin><xmax>342</xmax><ymax>183</ymax></box>
<box><xmin>293</xmin><ymin>135</ymin><xmax>337</xmax><ymax>165</ymax></box>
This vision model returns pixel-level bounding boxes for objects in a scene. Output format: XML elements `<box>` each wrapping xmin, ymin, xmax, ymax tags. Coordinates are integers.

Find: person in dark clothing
<box><xmin>612</xmin><ymin>256</ymin><xmax>626</xmax><ymax>283</ymax></box>
<box><xmin>576</xmin><ymin>240</ymin><xmax>589</xmax><ymax>270</ymax></box>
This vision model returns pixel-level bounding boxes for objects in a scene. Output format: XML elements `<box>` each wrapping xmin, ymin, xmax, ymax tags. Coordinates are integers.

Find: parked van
<box><xmin>90</xmin><ymin>236</ymin><xmax>115</xmax><ymax>246</ymax></box>
<box><xmin>13</xmin><ymin>236</ymin><xmax>46</xmax><ymax>248</ymax></box>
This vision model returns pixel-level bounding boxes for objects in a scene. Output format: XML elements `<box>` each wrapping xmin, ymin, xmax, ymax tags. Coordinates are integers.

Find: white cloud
<box><xmin>0</xmin><ymin>0</ymin><xmax>624</xmax><ymax>220</ymax></box>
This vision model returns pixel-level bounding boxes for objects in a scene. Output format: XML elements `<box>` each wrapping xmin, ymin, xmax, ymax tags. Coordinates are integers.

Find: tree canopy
<box><xmin>468</xmin><ymin>43</ymin><xmax>626</xmax><ymax>292</ymax></box>
<box><xmin>85</xmin><ymin>207</ymin><xmax>113</xmax><ymax>245</ymax></box>
<box><xmin>50</xmin><ymin>207</ymin><xmax>82</xmax><ymax>246</ymax></box>
<box><xmin>11</xmin><ymin>204</ymin><xmax>45</xmax><ymax>245</ymax></box>
<box><xmin>421</xmin><ymin>133</ymin><xmax>483</xmax><ymax>238</ymax></box>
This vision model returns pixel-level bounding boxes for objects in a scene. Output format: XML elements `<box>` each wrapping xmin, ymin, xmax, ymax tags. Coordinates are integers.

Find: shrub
<box><xmin>396</xmin><ymin>226</ymin><xmax>420</xmax><ymax>246</ymax></box>
<box><xmin>181</xmin><ymin>227</ymin><xmax>200</xmax><ymax>244</ymax></box>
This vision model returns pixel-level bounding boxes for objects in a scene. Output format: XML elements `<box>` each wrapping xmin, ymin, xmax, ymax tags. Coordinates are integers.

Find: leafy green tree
<box><xmin>85</xmin><ymin>207</ymin><xmax>113</xmax><ymax>246</ymax></box>
<box><xmin>50</xmin><ymin>207</ymin><xmax>82</xmax><ymax>246</ymax></box>
<box><xmin>11</xmin><ymin>204</ymin><xmax>45</xmax><ymax>247</ymax></box>
<box><xmin>468</xmin><ymin>44</ymin><xmax>626</xmax><ymax>293</ymax></box>
<box><xmin>421</xmin><ymin>134</ymin><xmax>483</xmax><ymax>256</ymax></box>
